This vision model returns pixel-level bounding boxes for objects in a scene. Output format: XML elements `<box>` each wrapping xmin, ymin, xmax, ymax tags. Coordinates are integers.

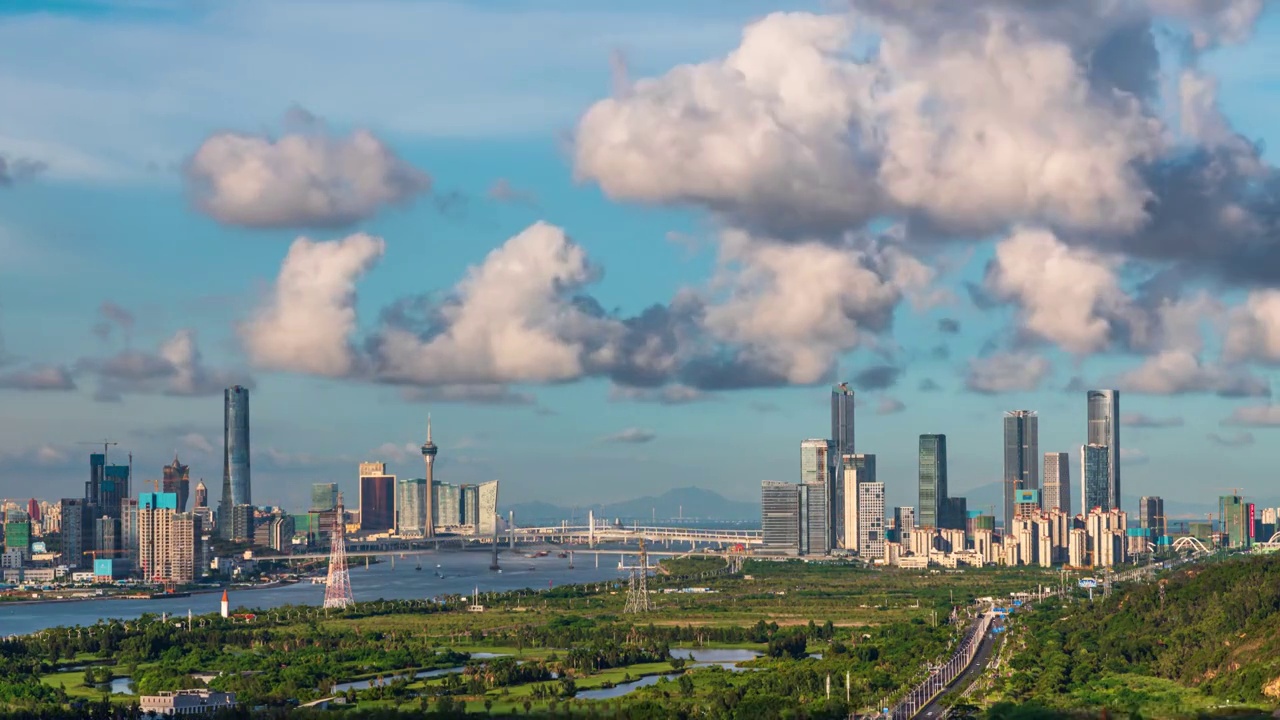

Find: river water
<box><xmin>1</xmin><ymin>551</ymin><xmax>628</xmax><ymax>636</ymax></box>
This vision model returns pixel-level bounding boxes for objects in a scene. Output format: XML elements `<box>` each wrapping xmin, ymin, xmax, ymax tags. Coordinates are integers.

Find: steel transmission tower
<box><xmin>323</xmin><ymin>492</ymin><xmax>355</xmax><ymax>609</ymax></box>
<box><xmin>624</xmin><ymin>539</ymin><xmax>651</xmax><ymax>613</ymax></box>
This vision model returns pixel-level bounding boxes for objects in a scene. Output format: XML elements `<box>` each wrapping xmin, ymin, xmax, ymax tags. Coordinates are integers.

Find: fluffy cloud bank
<box><xmin>186</xmin><ymin>110</ymin><xmax>431</xmax><ymax>229</ymax></box>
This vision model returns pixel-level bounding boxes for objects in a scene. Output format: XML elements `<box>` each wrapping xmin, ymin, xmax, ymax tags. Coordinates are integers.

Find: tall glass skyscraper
<box><xmin>1081</xmin><ymin>444</ymin><xmax>1110</xmax><ymax>513</ymax></box>
<box><xmin>831</xmin><ymin>383</ymin><xmax>855</xmax><ymax>456</ymax></box>
<box><xmin>220</xmin><ymin>385</ymin><xmax>251</xmax><ymax>538</ymax></box>
<box><xmin>1086</xmin><ymin>389</ymin><xmax>1120</xmax><ymax>511</ymax></box>
<box><xmin>801</xmin><ymin>438</ymin><xmax>835</xmax><ymax>550</ymax></box>
<box><xmin>1042</xmin><ymin>452</ymin><xmax>1070</xmax><ymax>514</ymax></box>
<box><xmin>1002</xmin><ymin>411</ymin><xmax>1038</xmax><ymax>532</ymax></box>
<box><xmin>918</xmin><ymin>434</ymin><xmax>948</xmax><ymax>529</ymax></box>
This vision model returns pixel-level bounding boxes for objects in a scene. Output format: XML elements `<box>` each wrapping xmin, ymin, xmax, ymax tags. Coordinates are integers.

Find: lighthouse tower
<box><xmin>421</xmin><ymin>415</ymin><xmax>438</xmax><ymax>538</ymax></box>
<box><xmin>220</xmin><ymin>589</ymin><xmax>229</xmax><ymax>619</ymax></box>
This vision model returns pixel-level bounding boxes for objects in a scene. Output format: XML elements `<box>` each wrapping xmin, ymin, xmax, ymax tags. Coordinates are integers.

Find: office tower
<box><xmin>894</xmin><ymin>506</ymin><xmax>916</xmax><ymax>539</ymax></box>
<box><xmin>858</xmin><ymin>482</ymin><xmax>886</xmax><ymax>560</ymax></box>
<box><xmin>761</xmin><ymin>481</ymin><xmax>803</xmax><ymax>555</ymax></box>
<box><xmin>461</xmin><ymin>484</ymin><xmax>480</xmax><ymax>527</ymax></box>
<box><xmin>1220</xmin><ymin>495</ymin><xmax>1250</xmax><ymax>548</ymax></box>
<box><xmin>94</xmin><ymin>516</ymin><xmax>117</xmax><ymax>558</ymax></box>
<box><xmin>139</xmin><ymin>492</ymin><xmax>196</xmax><ymax>584</ymax></box>
<box><xmin>840</xmin><ymin>454</ymin><xmax>876</xmax><ymax>552</ymax></box>
<box><xmin>162</xmin><ymin>454</ymin><xmax>191</xmax><ymax>512</ymax></box>
<box><xmin>1042</xmin><ymin>453</ymin><xmax>1070</xmax><ymax>513</ymax></box>
<box><xmin>477</xmin><ymin>480</ymin><xmax>499</xmax><ymax>537</ymax></box>
<box><xmin>1138</xmin><ymin>496</ymin><xmax>1165</xmax><ymax>537</ymax></box>
<box><xmin>831</xmin><ymin>382</ymin><xmax>855</xmax><ymax>457</ymax></box>
<box><xmin>311</xmin><ymin>483</ymin><xmax>339</xmax><ymax>513</ymax></box>
<box><xmin>1086</xmin><ymin>389</ymin><xmax>1121</xmax><ymax>511</ymax></box>
<box><xmin>86</xmin><ymin>452</ymin><xmax>131</xmax><ymax>522</ymax></box>
<box><xmin>1081</xmin><ymin>444</ymin><xmax>1110</xmax><ymax>513</ymax></box>
<box><xmin>420</xmin><ymin>416</ymin><xmax>438</xmax><ymax>538</ymax></box>
<box><xmin>803</xmin><ymin>479</ymin><xmax>829</xmax><ymax>556</ymax></box>
<box><xmin>59</xmin><ymin>499</ymin><xmax>87</xmax><ymax>569</ymax></box>
<box><xmin>918</xmin><ymin>434</ymin><xmax>948</xmax><ymax>529</ymax></box>
<box><xmin>220</xmin><ymin>385</ymin><xmax>252</xmax><ymax>539</ymax></box>
<box><xmin>193</xmin><ymin>480</ymin><xmax>208</xmax><ymax>509</ymax></box>
<box><xmin>943</xmin><ymin>496</ymin><xmax>967</xmax><ymax>530</ymax></box>
<box><xmin>358</xmin><ymin>462</ymin><xmax>396</xmax><ymax>533</ymax></box>
<box><xmin>396</xmin><ymin>478</ymin><xmax>428</xmax><ymax>537</ymax></box>
<box><xmin>26</xmin><ymin>499</ymin><xmax>40</xmax><ymax>525</ymax></box>
<box><xmin>1003</xmin><ymin>411</ymin><xmax>1038</xmax><ymax>531</ymax></box>
<box><xmin>3</xmin><ymin>519</ymin><xmax>30</xmax><ymax>558</ymax></box>
<box><xmin>801</xmin><ymin>438</ymin><xmax>837</xmax><ymax>549</ymax></box>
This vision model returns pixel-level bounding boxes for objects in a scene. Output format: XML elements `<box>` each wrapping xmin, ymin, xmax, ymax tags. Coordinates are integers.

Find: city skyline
<box><xmin>3</xmin><ymin>2</ymin><xmax>1280</xmax><ymax>512</ymax></box>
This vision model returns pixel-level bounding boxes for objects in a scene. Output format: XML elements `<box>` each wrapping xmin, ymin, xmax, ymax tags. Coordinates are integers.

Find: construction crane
<box><xmin>77</xmin><ymin>439</ymin><xmax>118</xmax><ymax>463</ymax></box>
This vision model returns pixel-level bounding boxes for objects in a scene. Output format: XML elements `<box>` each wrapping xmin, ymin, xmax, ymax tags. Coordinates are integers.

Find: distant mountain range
<box><xmin>503</xmin><ymin>483</ymin><xmax>1280</xmax><ymax>528</ymax></box>
<box><xmin>501</xmin><ymin>486</ymin><xmax>759</xmax><ymax>525</ymax></box>
<box><xmin>952</xmin><ymin>481</ymin><xmax>1278</xmax><ymax>521</ymax></box>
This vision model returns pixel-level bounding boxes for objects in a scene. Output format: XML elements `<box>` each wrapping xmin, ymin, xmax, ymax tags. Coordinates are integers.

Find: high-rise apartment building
<box><xmin>1138</xmin><ymin>496</ymin><xmax>1165</xmax><ymax>537</ymax></box>
<box><xmin>310</xmin><ymin>483</ymin><xmax>338</xmax><ymax>513</ymax></box>
<box><xmin>840</xmin><ymin>454</ymin><xmax>875</xmax><ymax>552</ymax></box>
<box><xmin>1042</xmin><ymin>452</ymin><xmax>1070</xmax><ymax>513</ymax></box>
<box><xmin>119</xmin><ymin>498</ymin><xmax>139</xmax><ymax>567</ymax></box>
<box><xmin>858</xmin><ymin>482</ymin><xmax>886</xmax><ymax>561</ymax></box>
<box><xmin>461</xmin><ymin>484</ymin><xmax>479</xmax><ymax>527</ymax></box>
<box><xmin>761</xmin><ymin>481</ymin><xmax>803</xmax><ymax>555</ymax></box>
<box><xmin>138</xmin><ymin>492</ymin><xmax>196</xmax><ymax>584</ymax></box>
<box><xmin>1081</xmin><ymin>444</ymin><xmax>1110</xmax><ymax>513</ymax></box>
<box><xmin>918</xmin><ymin>435</ymin><xmax>948</xmax><ymax>529</ymax></box>
<box><xmin>433</xmin><ymin>481</ymin><xmax>462</xmax><ymax>529</ymax></box>
<box><xmin>358</xmin><ymin>462</ymin><xmax>396</xmax><ymax>533</ymax></box>
<box><xmin>1003</xmin><ymin>411</ymin><xmax>1038</xmax><ymax>532</ymax></box>
<box><xmin>1086</xmin><ymin>390</ymin><xmax>1120</xmax><ymax>511</ymax></box>
<box><xmin>162</xmin><ymin>454</ymin><xmax>191</xmax><ymax>512</ymax></box>
<box><xmin>220</xmin><ymin>385</ymin><xmax>252</xmax><ymax>539</ymax></box>
<box><xmin>397</xmin><ymin>478</ymin><xmax>428</xmax><ymax>537</ymax></box>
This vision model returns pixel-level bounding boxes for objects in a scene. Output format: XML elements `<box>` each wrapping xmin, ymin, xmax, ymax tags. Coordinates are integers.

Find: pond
<box><xmin>331</xmin><ymin>653</ymin><xmax>509</xmax><ymax>693</ymax></box>
<box><xmin>576</xmin><ymin>673</ymin><xmax>680</xmax><ymax>700</ymax></box>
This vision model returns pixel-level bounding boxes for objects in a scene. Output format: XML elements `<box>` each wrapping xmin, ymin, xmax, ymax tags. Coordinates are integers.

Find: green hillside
<box><xmin>989</xmin><ymin>555</ymin><xmax>1280</xmax><ymax>716</ymax></box>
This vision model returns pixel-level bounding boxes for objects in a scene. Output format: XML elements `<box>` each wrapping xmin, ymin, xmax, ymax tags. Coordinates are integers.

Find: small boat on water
<box><xmin>148</xmin><ymin>591</ymin><xmax>191</xmax><ymax>599</ymax></box>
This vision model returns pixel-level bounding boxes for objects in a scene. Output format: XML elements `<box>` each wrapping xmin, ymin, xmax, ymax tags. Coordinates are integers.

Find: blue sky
<box><xmin>2</xmin><ymin>0</ymin><xmax>1280</xmax><ymax>515</ymax></box>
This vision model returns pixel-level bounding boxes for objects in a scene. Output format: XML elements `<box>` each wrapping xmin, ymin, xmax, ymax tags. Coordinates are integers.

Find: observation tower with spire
<box><xmin>421</xmin><ymin>415</ymin><xmax>438</xmax><ymax>538</ymax></box>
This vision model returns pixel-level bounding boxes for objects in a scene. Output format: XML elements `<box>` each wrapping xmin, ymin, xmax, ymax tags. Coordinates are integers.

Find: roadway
<box><xmin>914</xmin><ymin>615</ymin><xmax>1002</xmax><ymax>720</ymax></box>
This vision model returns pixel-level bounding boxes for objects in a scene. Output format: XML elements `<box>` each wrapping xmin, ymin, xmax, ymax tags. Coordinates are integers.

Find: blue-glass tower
<box><xmin>220</xmin><ymin>385</ymin><xmax>252</xmax><ymax>538</ymax></box>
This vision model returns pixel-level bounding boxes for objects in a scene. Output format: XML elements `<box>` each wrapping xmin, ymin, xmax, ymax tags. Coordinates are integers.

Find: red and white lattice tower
<box><xmin>323</xmin><ymin>492</ymin><xmax>355</xmax><ymax>609</ymax></box>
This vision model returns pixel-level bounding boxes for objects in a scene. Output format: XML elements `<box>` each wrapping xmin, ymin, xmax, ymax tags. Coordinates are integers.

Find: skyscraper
<box><xmin>396</xmin><ymin>478</ymin><xmax>428</xmax><ymax>537</ymax></box>
<box><xmin>1139</xmin><ymin>496</ymin><xmax>1165</xmax><ymax>537</ymax></box>
<box><xmin>138</xmin><ymin>492</ymin><xmax>196</xmax><ymax>584</ymax></box>
<box><xmin>1081</xmin><ymin>444</ymin><xmax>1110</xmax><ymax>513</ymax></box>
<box><xmin>1003</xmin><ymin>411</ymin><xmax>1038</xmax><ymax>531</ymax></box>
<box><xmin>1219</xmin><ymin>495</ymin><xmax>1249</xmax><ymax>548</ymax></box>
<box><xmin>420</xmin><ymin>416</ymin><xmax>438</xmax><ymax>539</ymax></box>
<box><xmin>761</xmin><ymin>480</ymin><xmax>803</xmax><ymax>555</ymax></box>
<box><xmin>358</xmin><ymin>462</ymin><xmax>396</xmax><ymax>533</ymax></box>
<box><xmin>220</xmin><ymin>385</ymin><xmax>252</xmax><ymax>538</ymax></box>
<box><xmin>840</xmin><ymin>454</ymin><xmax>875</xmax><ymax>552</ymax></box>
<box><xmin>476</xmin><ymin>480</ymin><xmax>499</xmax><ymax>537</ymax></box>
<box><xmin>163</xmin><ymin>453</ymin><xmax>191</xmax><ymax>512</ymax></box>
<box><xmin>858</xmin><ymin>482</ymin><xmax>886</xmax><ymax>560</ymax></box>
<box><xmin>1042</xmin><ymin>452</ymin><xmax>1070</xmax><ymax>514</ymax></box>
<box><xmin>1086</xmin><ymin>389</ymin><xmax>1120</xmax><ymax>511</ymax></box>
<box><xmin>831</xmin><ymin>383</ymin><xmax>855</xmax><ymax>457</ymax></box>
<box><xmin>310</xmin><ymin>483</ymin><xmax>338</xmax><ymax>513</ymax></box>
<box><xmin>918</xmin><ymin>434</ymin><xmax>948</xmax><ymax>529</ymax></box>
<box><xmin>801</xmin><ymin>438</ymin><xmax>835</xmax><ymax>549</ymax></box>
<box><xmin>193</xmin><ymin>480</ymin><xmax>208</xmax><ymax>509</ymax></box>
